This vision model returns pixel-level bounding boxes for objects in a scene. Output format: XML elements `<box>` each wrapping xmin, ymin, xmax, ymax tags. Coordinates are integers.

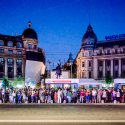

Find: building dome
<box><xmin>22</xmin><ymin>21</ymin><xmax>38</xmax><ymax>40</ymax></box>
<box><xmin>81</xmin><ymin>24</ymin><xmax>97</xmax><ymax>48</ymax></box>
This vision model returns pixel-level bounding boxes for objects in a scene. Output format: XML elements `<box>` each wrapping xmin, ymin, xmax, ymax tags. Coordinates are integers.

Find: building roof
<box><xmin>0</xmin><ymin>34</ymin><xmax>23</xmax><ymax>46</ymax></box>
<box><xmin>96</xmin><ymin>39</ymin><xmax>125</xmax><ymax>48</ymax></box>
<box><xmin>22</xmin><ymin>28</ymin><xmax>37</xmax><ymax>40</ymax></box>
<box><xmin>81</xmin><ymin>24</ymin><xmax>97</xmax><ymax>50</ymax></box>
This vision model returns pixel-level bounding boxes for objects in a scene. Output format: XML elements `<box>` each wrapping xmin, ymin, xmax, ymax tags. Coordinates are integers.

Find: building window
<box><xmin>8</xmin><ymin>66</ymin><xmax>13</xmax><ymax>72</ymax></box>
<box><xmin>123</xmin><ymin>48</ymin><xmax>125</xmax><ymax>53</ymax></box>
<box><xmin>82</xmin><ymin>72</ymin><xmax>85</xmax><ymax>78</ymax></box>
<box><xmin>17</xmin><ymin>67</ymin><xmax>22</xmax><ymax>75</ymax></box>
<box><xmin>99</xmin><ymin>60</ymin><xmax>103</xmax><ymax>66</ymax></box>
<box><xmin>17</xmin><ymin>50</ymin><xmax>22</xmax><ymax>54</ymax></box>
<box><xmin>107</xmin><ymin>50</ymin><xmax>110</xmax><ymax>54</ymax></box>
<box><xmin>114</xmin><ymin>60</ymin><xmax>118</xmax><ymax>65</ymax></box>
<box><xmin>106</xmin><ymin>71</ymin><xmax>111</xmax><ymax>76</ymax></box>
<box><xmin>99</xmin><ymin>50</ymin><xmax>102</xmax><ymax>55</ymax></box>
<box><xmin>28</xmin><ymin>44</ymin><xmax>32</xmax><ymax>49</ymax></box>
<box><xmin>115</xmin><ymin>49</ymin><xmax>118</xmax><ymax>54</ymax></box>
<box><xmin>122</xmin><ymin>59</ymin><xmax>125</xmax><ymax>65</ymax></box>
<box><xmin>88</xmin><ymin>61</ymin><xmax>91</xmax><ymax>67</ymax></box>
<box><xmin>0</xmin><ymin>49</ymin><xmax>4</xmax><ymax>53</ymax></box>
<box><xmin>7</xmin><ymin>41</ymin><xmax>13</xmax><ymax>47</ymax></box>
<box><xmin>0</xmin><ymin>40</ymin><xmax>4</xmax><ymax>46</ymax></box>
<box><xmin>8</xmin><ymin>50</ymin><xmax>13</xmax><ymax>54</ymax></box>
<box><xmin>82</xmin><ymin>53</ymin><xmax>84</xmax><ymax>57</ymax></box>
<box><xmin>7</xmin><ymin>58</ymin><xmax>13</xmax><ymax>65</ymax></box>
<box><xmin>89</xmin><ymin>71</ymin><xmax>91</xmax><ymax>78</ymax></box>
<box><xmin>16</xmin><ymin>59</ymin><xmax>22</xmax><ymax>65</ymax></box>
<box><xmin>82</xmin><ymin>62</ymin><xmax>85</xmax><ymax>67</ymax></box>
<box><xmin>106</xmin><ymin>60</ymin><xmax>110</xmax><ymax>66</ymax></box>
<box><xmin>17</xmin><ymin>42</ymin><xmax>22</xmax><ymax>48</ymax></box>
<box><xmin>114</xmin><ymin>71</ymin><xmax>118</xmax><ymax>78</ymax></box>
<box><xmin>0</xmin><ymin>58</ymin><xmax>4</xmax><ymax>64</ymax></box>
<box><xmin>84</xmin><ymin>52</ymin><xmax>88</xmax><ymax>57</ymax></box>
<box><xmin>0</xmin><ymin>64</ymin><xmax>4</xmax><ymax>72</ymax></box>
<box><xmin>34</xmin><ymin>45</ymin><xmax>37</xmax><ymax>49</ymax></box>
<box><xmin>89</xmin><ymin>51</ymin><xmax>93</xmax><ymax>56</ymax></box>
<box><xmin>98</xmin><ymin>71</ymin><xmax>103</xmax><ymax>78</ymax></box>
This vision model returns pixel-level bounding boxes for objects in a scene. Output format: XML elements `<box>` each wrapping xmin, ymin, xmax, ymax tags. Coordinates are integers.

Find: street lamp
<box><xmin>68</xmin><ymin>52</ymin><xmax>74</xmax><ymax>78</ymax></box>
<box><xmin>47</xmin><ymin>60</ymin><xmax>51</xmax><ymax>78</ymax></box>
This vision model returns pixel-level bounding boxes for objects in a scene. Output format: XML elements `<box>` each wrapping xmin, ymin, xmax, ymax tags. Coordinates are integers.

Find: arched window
<box><xmin>16</xmin><ymin>59</ymin><xmax>22</xmax><ymax>65</ymax></box>
<box><xmin>0</xmin><ymin>40</ymin><xmax>4</xmax><ymax>46</ymax></box>
<box><xmin>28</xmin><ymin>44</ymin><xmax>32</xmax><ymax>49</ymax></box>
<box><xmin>0</xmin><ymin>58</ymin><xmax>4</xmax><ymax>63</ymax></box>
<box><xmin>17</xmin><ymin>42</ymin><xmax>22</xmax><ymax>48</ymax></box>
<box><xmin>7</xmin><ymin>58</ymin><xmax>13</xmax><ymax>65</ymax></box>
<box><xmin>7</xmin><ymin>41</ymin><xmax>13</xmax><ymax>47</ymax></box>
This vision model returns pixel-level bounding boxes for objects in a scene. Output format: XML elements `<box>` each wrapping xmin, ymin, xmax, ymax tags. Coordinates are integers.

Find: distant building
<box><xmin>0</xmin><ymin>21</ymin><xmax>45</xmax><ymax>85</ymax></box>
<box><xmin>75</xmin><ymin>24</ymin><xmax>125</xmax><ymax>80</ymax></box>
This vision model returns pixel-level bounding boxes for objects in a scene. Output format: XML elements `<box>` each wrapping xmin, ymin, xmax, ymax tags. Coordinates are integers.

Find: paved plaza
<box><xmin>0</xmin><ymin>104</ymin><xmax>125</xmax><ymax>125</ymax></box>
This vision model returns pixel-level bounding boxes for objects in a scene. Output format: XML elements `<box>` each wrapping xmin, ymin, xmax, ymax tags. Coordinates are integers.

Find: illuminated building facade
<box><xmin>76</xmin><ymin>24</ymin><xmax>125</xmax><ymax>80</ymax></box>
<box><xmin>0</xmin><ymin>22</ymin><xmax>45</xmax><ymax>84</ymax></box>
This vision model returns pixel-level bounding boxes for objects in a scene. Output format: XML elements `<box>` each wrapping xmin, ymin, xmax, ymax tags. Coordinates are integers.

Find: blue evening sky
<box><xmin>0</xmin><ymin>0</ymin><xmax>125</xmax><ymax>68</ymax></box>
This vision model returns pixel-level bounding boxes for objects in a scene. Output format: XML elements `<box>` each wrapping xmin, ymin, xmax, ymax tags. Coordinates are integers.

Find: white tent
<box><xmin>114</xmin><ymin>79</ymin><xmax>125</xmax><ymax>84</ymax></box>
<box><xmin>79</xmin><ymin>79</ymin><xmax>103</xmax><ymax>88</ymax></box>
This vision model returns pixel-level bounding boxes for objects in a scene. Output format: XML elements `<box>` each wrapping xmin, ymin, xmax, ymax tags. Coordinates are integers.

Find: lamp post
<box><xmin>71</xmin><ymin>62</ymin><xmax>73</xmax><ymax>78</ymax></box>
<box><xmin>47</xmin><ymin>60</ymin><xmax>51</xmax><ymax>78</ymax></box>
<box><xmin>68</xmin><ymin>53</ymin><xmax>74</xmax><ymax>78</ymax></box>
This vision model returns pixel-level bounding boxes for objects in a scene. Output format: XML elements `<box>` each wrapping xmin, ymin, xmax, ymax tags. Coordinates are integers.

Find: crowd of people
<box><xmin>0</xmin><ymin>87</ymin><xmax>125</xmax><ymax>104</ymax></box>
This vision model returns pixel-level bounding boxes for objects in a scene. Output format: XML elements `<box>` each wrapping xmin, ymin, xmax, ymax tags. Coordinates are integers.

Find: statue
<box><xmin>55</xmin><ymin>63</ymin><xmax>62</xmax><ymax>79</ymax></box>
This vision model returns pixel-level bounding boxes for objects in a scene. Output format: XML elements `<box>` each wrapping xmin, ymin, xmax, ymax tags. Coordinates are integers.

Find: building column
<box><xmin>80</xmin><ymin>60</ymin><xmax>82</xmax><ymax>78</ymax></box>
<box><xmin>14</xmin><ymin>58</ymin><xmax>16</xmax><ymax>78</ymax></box>
<box><xmin>22</xmin><ymin>59</ymin><xmax>25</xmax><ymax>78</ymax></box>
<box><xmin>5</xmin><ymin>58</ymin><xmax>7</xmax><ymax>77</ymax></box>
<box><xmin>86</xmin><ymin>60</ymin><xmax>88</xmax><ymax>78</ymax></box>
<box><xmin>93</xmin><ymin>58</ymin><xmax>98</xmax><ymax>79</ymax></box>
<box><xmin>103</xmin><ymin>60</ymin><xmax>105</xmax><ymax>78</ymax></box>
<box><xmin>111</xmin><ymin>59</ymin><xmax>113</xmax><ymax>77</ymax></box>
<box><xmin>119</xmin><ymin>58</ymin><xmax>121</xmax><ymax>77</ymax></box>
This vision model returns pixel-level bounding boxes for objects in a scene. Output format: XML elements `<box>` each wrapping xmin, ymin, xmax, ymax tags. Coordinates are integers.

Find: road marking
<box><xmin>0</xmin><ymin>120</ymin><xmax>125</xmax><ymax>123</ymax></box>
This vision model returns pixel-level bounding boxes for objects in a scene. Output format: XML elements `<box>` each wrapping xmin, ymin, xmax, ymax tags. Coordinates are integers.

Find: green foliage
<box><xmin>3</xmin><ymin>77</ymin><xmax>9</xmax><ymax>90</ymax></box>
<box><xmin>13</xmin><ymin>76</ymin><xmax>24</xmax><ymax>87</ymax></box>
<box><xmin>105</xmin><ymin>75</ymin><xmax>113</xmax><ymax>85</ymax></box>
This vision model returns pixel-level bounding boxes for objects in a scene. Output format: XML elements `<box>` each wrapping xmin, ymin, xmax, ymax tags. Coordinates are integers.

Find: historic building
<box><xmin>0</xmin><ymin>22</ymin><xmax>45</xmax><ymax>85</ymax></box>
<box><xmin>76</xmin><ymin>24</ymin><xmax>125</xmax><ymax>80</ymax></box>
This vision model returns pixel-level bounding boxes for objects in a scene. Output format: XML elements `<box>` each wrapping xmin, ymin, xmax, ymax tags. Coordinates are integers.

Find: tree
<box><xmin>3</xmin><ymin>77</ymin><xmax>9</xmax><ymax>90</ymax></box>
<box><xmin>105</xmin><ymin>75</ymin><xmax>113</xmax><ymax>87</ymax></box>
<box><xmin>13</xmin><ymin>76</ymin><xmax>24</xmax><ymax>88</ymax></box>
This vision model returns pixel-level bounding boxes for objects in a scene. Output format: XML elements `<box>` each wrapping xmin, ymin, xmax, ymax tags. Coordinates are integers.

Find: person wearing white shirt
<box><xmin>58</xmin><ymin>89</ymin><xmax>62</xmax><ymax>103</ymax></box>
<box><xmin>92</xmin><ymin>89</ymin><xmax>97</xmax><ymax>103</ymax></box>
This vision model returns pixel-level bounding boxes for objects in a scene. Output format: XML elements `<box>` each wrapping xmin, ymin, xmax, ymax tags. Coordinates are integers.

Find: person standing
<box><xmin>112</xmin><ymin>89</ymin><xmax>116</xmax><ymax>103</ymax></box>
<box><xmin>67</xmin><ymin>90</ymin><xmax>72</xmax><ymax>103</ymax></box>
<box><xmin>102</xmin><ymin>89</ymin><xmax>107</xmax><ymax>103</ymax></box>
<box><xmin>86</xmin><ymin>89</ymin><xmax>90</xmax><ymax>103</ymax></box>
<box><xmin>58</xmin><ymin>89</ymin><xmax>62</xmax><ymax>103</ymax></box>
<box><xmin>116</xmin><ymin>89</ymin><xmax>120</xmax><ymax>103</ymax></box>
<box><xmin>54</xmin><ymin>90</ymin><xmax>58</xmax><ymax>103</ymax></box>
<box><xmin>63</xmin><ymin>88</ymin><xmax>67</xmax><ymax>103</ymax></box>
<box><xmin>92</xmin><ymin>88</ymin><xmax>97</xmax><ymax>103</ymax></box>
<box><xmin>2</xmin><ymin>88</ymin><xmax>5</xmax><ymax>103</ymax></box>
<box><xmin>80</xmin><ymin>89</ymin><xmax>85</xmax><ymax>103</ymax></box>
<box><xmin>107</xmin><ymin>89</ymin><xmax>112</xmax><ymax>103</ymax></box>
<box><xmin>72</xmin><ymin>89</ymin><xmax>78</xmax><ymax>103</ymax></box>
<box><xmin>97</xmin><ymin>89</ymin><xmax>102</xmax><ymax>103</ymax></box>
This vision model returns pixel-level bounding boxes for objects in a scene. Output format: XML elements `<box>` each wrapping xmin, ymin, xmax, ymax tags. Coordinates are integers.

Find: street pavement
<box><xmin>0</xmin><ymin>104</ymin><xmax>125</xmax><ymax>125</ymax></box>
